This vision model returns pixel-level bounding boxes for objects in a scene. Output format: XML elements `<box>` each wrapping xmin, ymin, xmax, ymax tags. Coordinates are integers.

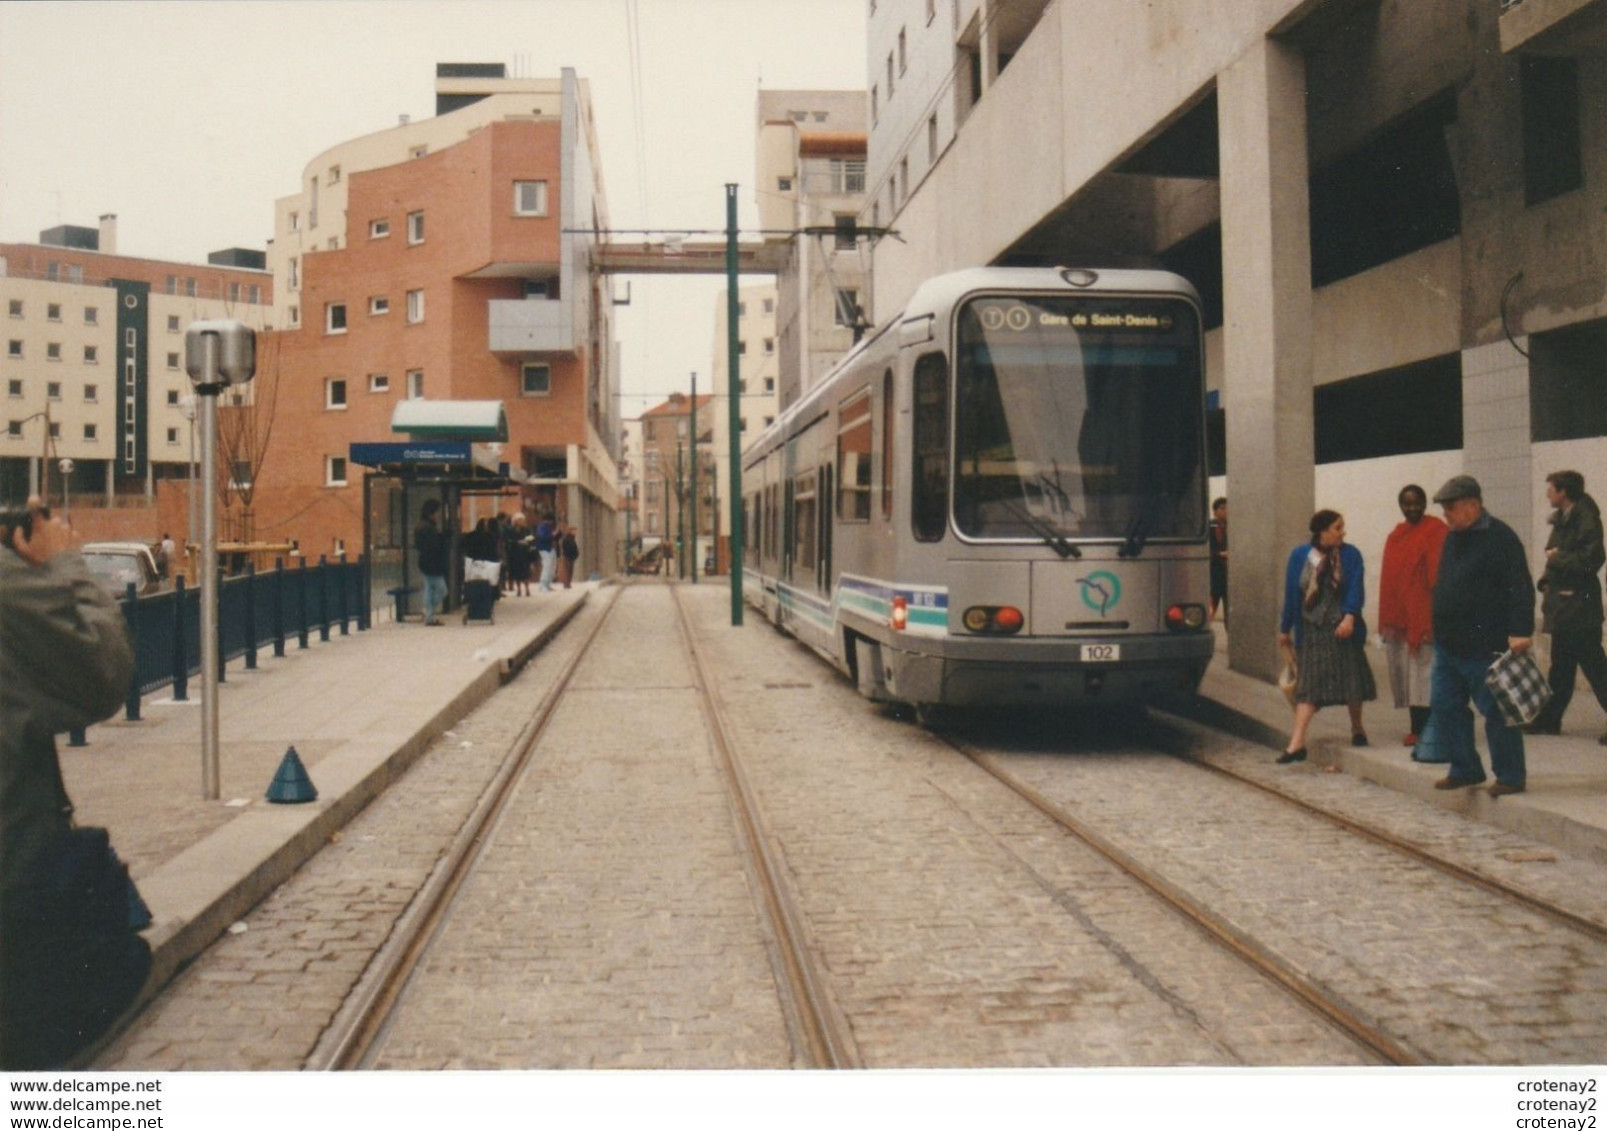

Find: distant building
<box><xmin>709</xmin><ymin>282</ymin><xmax>781</xmax><ymax>571</ymax></box>
<box><xmin>865</xmin><ymin>0</ymin><xmax>1607</xmax><ymax>680</ymax></box>
<box><xmin>256</xmin><ymin>64</ymin><xmax>620</xmax><ymax>572</ymax></box>
<box><xmin>639</xmin><ymin>392</ymin><xmax>715</xmax><ymax>574</ymax></box>
<box><xmin>755</xmin><ymin>90</ymin><xmax>869</xmax><ymax>409</ymax></box>
<box><xmin>0</xmin><ymin>214</ymin><xmax>270</xmax><ymax>510</ymax></box>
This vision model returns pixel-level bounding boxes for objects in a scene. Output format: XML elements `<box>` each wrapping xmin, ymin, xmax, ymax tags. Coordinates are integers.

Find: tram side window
<box><xmin>837</xmin><ymin>390</ymin><xmax>873</xmax><ymax>522</ymax></box>
<box><xmin>793</xmin><ymin>471</ymin><xmax>818</xmax><ymax>570</ymax></box>
<box><xmin>912</xmin><ymin>352</ymin><xmax>949</xmax><ymax>541</ymax></box>
<box><xmin>881</xmin><ymin>369</ymin><xmax>895</xmax><ymax>519</ymax></box>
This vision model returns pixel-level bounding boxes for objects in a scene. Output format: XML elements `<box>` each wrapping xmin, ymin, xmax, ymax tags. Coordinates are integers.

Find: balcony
<box><xmin>488</xmin><ymin>297</ymin><xmax>573</xmax><ymax>354</ymax></box>
<box><xmin>1499</xmin><ymin>0</ymin><xmax>1607</xmax><ymax>53</ymax></box>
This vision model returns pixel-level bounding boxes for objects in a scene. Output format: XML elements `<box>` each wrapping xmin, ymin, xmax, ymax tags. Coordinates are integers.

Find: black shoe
<box><xmin>1522</xmin><ymin>721</ymin><xmax>1560</xmax><ymax>736</ymax></box>
<box><xmin>1488</xmin><ymin>781</ymin><xmax>1526</xmax><ymax>798</ymax></box>
<box><xmin>1276</xmin><ymin>748</ymin><xmax>1307</xmax><ymax>764</ymax></box>
<box><xmin>1598</xmin><ymin>732</ymin><xmax>1607</xmax><ymax>746</ymax></box>
<box><xmin>1351</xmin><ymin>732</ymin><xmax>1369</xmax><ymax>747</ymax></box>
<box><xmin>1434</xmin><ymin>774</ymin><xmax>1486</xmax><ymax>790</ymax></box>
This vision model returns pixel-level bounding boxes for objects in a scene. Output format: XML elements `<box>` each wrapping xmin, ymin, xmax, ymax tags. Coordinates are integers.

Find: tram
<box><xmin>740</xmin><ymin>266</ymin><xmax>1214</xmax><ymax>716</ymax></box>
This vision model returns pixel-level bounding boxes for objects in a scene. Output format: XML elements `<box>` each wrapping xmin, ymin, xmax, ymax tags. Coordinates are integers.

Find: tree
<box><xmin>215</xmin><ymin>332</ymin><xmax>283</xmax><ymax>543</ymax></box>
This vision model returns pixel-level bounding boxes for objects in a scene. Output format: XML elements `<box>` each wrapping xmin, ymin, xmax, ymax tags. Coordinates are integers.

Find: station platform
<box><xmin>52</xmin><ymin>583</ymin><xmax>1607</xmax><ymax>1041</ymax></box>
<box><xmin>1175</xmin><ymin>625</ymin><xmax>1607</xmax><ymax>868</ymax></box>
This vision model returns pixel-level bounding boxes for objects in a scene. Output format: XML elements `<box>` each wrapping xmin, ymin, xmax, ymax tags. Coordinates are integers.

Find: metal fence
<box><xmin>111</xmin><ymin>555</ymin><xmax>369</xmax><ymax>722</ymax></box>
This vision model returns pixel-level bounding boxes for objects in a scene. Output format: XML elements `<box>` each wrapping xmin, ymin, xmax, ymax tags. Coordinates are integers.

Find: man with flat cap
<box><xmin>1428</xmin><ymin>474</ymin><xmax>1536</xmax><ymax>796</ymax></box>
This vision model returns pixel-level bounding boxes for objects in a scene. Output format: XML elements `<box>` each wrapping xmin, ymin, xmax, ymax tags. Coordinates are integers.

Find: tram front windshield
<box><xmin>953</xmin><ymin>294</ymin><xmax>1206</xmax><ymax>543</ymax></box>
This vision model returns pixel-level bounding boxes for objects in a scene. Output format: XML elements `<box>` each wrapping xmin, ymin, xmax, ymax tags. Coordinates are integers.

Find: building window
<box><xmin>328</xmin><ymin>164</ymin><xmax>341</xmax><ymax>184</ymax></box>
<box><xmin>899</xmin><ymin>156</ymin><xmax>910</xmax><ymax>202</ymax></box>
<box><xmin>738</xmin><ymin>340</ymin><xmax>747</xmax><ymax>356</ymax></box>
<box><xmin>765</xmin><ymin>377</ymin><xmax>775</xmax><ymax>393</ymax></box>
<box><xmin>46</xmin><ymin>343</ymin><xmax>61</xmax><ymax>362</ymax></box>
<box><xmin>167</xmin><ymin>315</ymin><xmax>180</xmax><ymax>333</ymax></box>
<box><xmin>167</xmin><ymin>352</ymin><xmax>180</xmax><ymax>370</ymax></box>
<box><xmin>764</xmin><ymin>297</ymin><xmax>774</xmax><ymax>314</ymax></box>
<box><xmin>289</xmin><ymin>258</ymin><xmax>299</xmax><ymax>290</ymax></box>
<box><xmin>764</xmin><ymin>338</ymin><xmax>775</xmax><ymax>355</ymax></box>
<box><xmin>6</xmin><ymin>421</ymin><xmax>21</xmax><ymax>438</ymax></box>
<box><xmin>740</xmin><ymin>417</ymin><xmax>748</xmax><ymax>433</ymax></box>
<box><xmin>326</xmin><ymin>303</ymin><xmax>347</xmax><ymax>334</ymax></box>
<box><xmin>829</xmin><ymin>159</ymin><xmax>865</xmax><ymax>193</ymax></box>
<box><xmin>778</xmin><ymin>176</ymin><xmax>793</xmax><ymax>192</ymax></box>
<box><xmin>1523</xmin><ymin>56</ymin><xmax>1583</xmax><ymax>207</ymax></box>
<box><xmin>83</xmin><ymin>384</ymin><xmax>97</xmax><ymax>402</ymax></box>
<box><xmin>406</xmin><ymin>369</ymin><xmax>423</xmax><ymax>399</ymax></box>
<box><xmin>48</xmin><ymin>422</ymin><xmax>59</xmax><ymax>439</ymax></box>
<box><xmin>871</xmin><ymin>85</ymin><xmax>878</xmax><ymax>124</ymax></box>
<box><xmin>6</xmin><ymin>380</ymin><xmax>20</xmax><ymax>398</ymax></box>
<box><xmin>368</xmin><ymin>373</ymin><xmax>390</xmax><ymax>393</ymax></box>
<box><xmin>46</xmin><ymin>382</ymin><xmax>61</xmax><ymax>400</ymax></box>
<box><xmin>83</xmin><ymin>345</ymin><xmax>98</xmax><ymax>364</ymax></box>
<box><xmin>84</xmin><ymin>423</ymin><xmax>98</xmax><ymax>441</ymax></box>
<box><xmin>249</xmin><ymin>285</ymin><xmax>261</xmax><ymax>304</ymax></box>
<box><xmin>514</xmin><ymin>180</ymin><xmax>549</xmax><ymax>216</ymax></box>
<box><xmin>834</xmin><ymin>289</ymin><xmax>859</xmax><ymax>328</ymax></box>
<box><xmin>7</xmin><ymin>300</ymin><xmax>21</xmax><ymax>318</ymax></box>
<box><xmin>7</xmin><ymin>341</ymin><xmax>21</xmax><ymax>358</ymax></box>
<box><xmin>520</xmin><ymin>362</ymin><xmax>551</xmax><ymax>396</ymax></box>
<box><xmin>1531</xmin><ymin>316</ymin><xmax>1607</xmax><ymax>441</ymax></box>
<box><xmin>370</xmin><ymin>218</ymin><xmax>390</xmax><ymax>239</ymax></box>
<box><xmin>84</xmin><ymin>306</ymin><xmax>98</xmax><ymax>325</ymax></box>
<box><xmin>326</xmin><ymin>377</ymin><xmax>348</xmax><ymax>409</ymax></box>
<box><xmin>406</xmin><ymin>289</ymin><xmax>424</xmax><ymax>323</ymax></box>
<box><xmin>289</xmin><ymin>211</ymin><xmax>299</xmax><ymax>232</ymax></box>
<box><xmin>184</xmin><ymin>278</ymin><xmax>197</xmax><ymax>298</ymax></box>
<box><xmin>326</xmin><ymin>456</ymin><xmax>348</xmax><ymax>486</ymax></box>
<box><xmin>409</xmin><ymin>144</ymin><xmax>428</xmax><ymax>160</ymax></box>
<box><xmin>834</xmin><ymin>214</ymin><xmax>857</xmax><ymax>250</ymax></box>
<box><xmin>47</xmin><ymin>303</ymin><xmax>61</xmax><ymax>322</ymax></box>
<box><xmin>369</xmin><ymin>296</ymin><xmax>390</xmax><ymax>316</ymax></box>
<box><xmin>887</xmin><ymin>52</ymin><xmax>895</xmax><ymax>96</ymax></box>
<box><xmin>228</xmin><ymin>282</ymin><xmax>241</xmax><ymax>302</ymax></box>
<box><xmin>166</xmin><ymin>427</ymin><xmax>179</xmax><ymax>444</ymax></box>
<box><xmin>407</xmin><ymin>211</ymin><xmax>425</xmax><ymax>244</ymax></box>
<box><xmin>288</xmin><ymin>306</ymin><xmax>299</xmax><ymax>326</ymax></box>
<box><xmin>166</xmin><ymin>389</ymin><xmax>179</xmax><ymax>405</ymax></box>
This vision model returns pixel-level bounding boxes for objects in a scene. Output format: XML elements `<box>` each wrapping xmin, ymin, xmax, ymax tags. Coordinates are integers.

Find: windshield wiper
<box><xmin>1001</xmin><ymin>496</ymin><xmax>1081</xmax><ymax>558</ymax></box>
<box><xmin>1119</xmin><ymin>496</ymin><xmax>1158</xmax><ymax>558</ymax></box>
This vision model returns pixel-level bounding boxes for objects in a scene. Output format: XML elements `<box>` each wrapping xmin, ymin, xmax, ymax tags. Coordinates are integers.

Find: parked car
<box><xmin>81</xmin><ymin>541</ymin><xmax>165</xmax><ymax>597</ymax></box>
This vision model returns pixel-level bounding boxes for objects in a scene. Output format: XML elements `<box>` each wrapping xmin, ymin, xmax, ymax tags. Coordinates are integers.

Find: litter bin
<box><xmin>463</xmin><ymin>580</ymin><xmax>496</xmax><ymax>624</ymax></box>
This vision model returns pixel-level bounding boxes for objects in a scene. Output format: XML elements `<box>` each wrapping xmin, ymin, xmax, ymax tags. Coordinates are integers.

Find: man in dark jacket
<box><xmin>1525</xmin><ymin>470</ymin><xmax>1607</xmax><ymax>743</ymax></box>
<box><xmin>2</xmin><ymin>499</ymin><xmax>146</xmax><ymax>1067</ymax></box>
<box><xmin>1428</xmin><ymin>475</ymin><xmax>1535</xmax><ymax>796</ymax></box>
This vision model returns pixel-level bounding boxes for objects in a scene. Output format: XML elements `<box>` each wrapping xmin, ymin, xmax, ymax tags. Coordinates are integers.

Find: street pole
<box><xmin>725</xmin><ymin>184</ymin><xmax>744</xmax><ymax>625</ymax></box>
<box><xmin>676</xmin><ymin>440</ymin><xmax>685</xmax><ymax>580</ymax></box>
<box><xmin>689</xmin><ymin>372</ymin><xmax>698</xmax><ymax>584</ymax></box>
<box><xmin>185</xmin><ymin>321</ymin><xmax>255</xmax><ymax>801</ymax></box>
<box><xmin>183</xmin><ymin>395</ymin><xmax>198</xmax><ymax>579</ymax></box>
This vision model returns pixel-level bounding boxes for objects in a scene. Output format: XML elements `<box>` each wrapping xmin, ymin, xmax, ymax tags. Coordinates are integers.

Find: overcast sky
<box><xmin>0</xmin><ymin>0</ymin><xmax>867</xmax><ymax>417</ymax></box>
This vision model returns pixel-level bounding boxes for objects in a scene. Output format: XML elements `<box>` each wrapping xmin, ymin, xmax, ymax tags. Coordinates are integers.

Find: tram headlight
<box><xmin>962</xmin><ymin>605</ymin><xmax>1024</xmax><ymax>634</ymax></box>
<box><xmin>891</xmin><ymin>595</ymin><xmax>909</xmax><ymax>631</ymax></box>
<box><xmin>1165</xmin><ymin>603</ymin><xmax>1208</xmax><ymax>632</ymax></box>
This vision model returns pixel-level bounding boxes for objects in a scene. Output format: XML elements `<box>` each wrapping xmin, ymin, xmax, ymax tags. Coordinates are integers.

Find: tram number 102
<box><xmin>1080</xmin><ymin>644</ymin><xmax>1122</xmax><ymax>663</ymax></box>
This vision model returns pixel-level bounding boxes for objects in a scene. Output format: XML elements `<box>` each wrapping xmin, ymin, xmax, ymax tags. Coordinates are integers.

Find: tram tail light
<box><xmin>1166</xmin><ymin>603</ymin><xmax>1208</xmax><ymax>632</ymax></box>
<box><xmin>962</xmin><ymin>605</ymin><xmax>1024</xmax><ymax>634</ymax></box>
<box><xmin>891</xmin><ymin>595</ymin><xmax>908</xmax><ymax>631</ymax></box>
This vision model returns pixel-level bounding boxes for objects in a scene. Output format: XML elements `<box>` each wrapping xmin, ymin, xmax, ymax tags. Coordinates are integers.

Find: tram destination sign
<box><xmin>975</xmin><ymin>300</ymin><xmax>1178</xmax><ymax>335</ymax></box>
<box><xmin>349</xmin><ymin>440</ymin><xmax>474</xmax><ymax>467</ymax></box>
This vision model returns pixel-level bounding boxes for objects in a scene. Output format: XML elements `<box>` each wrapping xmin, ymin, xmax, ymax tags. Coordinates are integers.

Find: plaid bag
<box><xmin>1484</xmin><ymin>648</ymin><xmax>1553</xmax><ymax>727</ymax></box>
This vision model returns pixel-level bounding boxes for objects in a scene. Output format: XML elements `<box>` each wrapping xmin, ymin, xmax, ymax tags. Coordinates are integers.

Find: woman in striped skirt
<box><xmin>1277</xmin><ymin>509</ymin><xmax>1377</xmax><ymax>763</ymax></box>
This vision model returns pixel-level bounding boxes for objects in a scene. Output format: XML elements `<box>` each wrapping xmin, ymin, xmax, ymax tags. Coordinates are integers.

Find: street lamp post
<box><xmin>180</xmin><ymin>394</ymin><xmax>198</xmax><ymax>578</ymax></box>
<box><xmin>184</xmin><ymin>321</ymin><xmax>255</xmax><ymax>801</ymax></box>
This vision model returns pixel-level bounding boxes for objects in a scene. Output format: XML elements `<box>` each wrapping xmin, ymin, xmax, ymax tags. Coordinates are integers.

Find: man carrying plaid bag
<box><xmin>1428</xmin><ymin>475</ymin><xmax>1536</xmax><ymax>797</ymax></box>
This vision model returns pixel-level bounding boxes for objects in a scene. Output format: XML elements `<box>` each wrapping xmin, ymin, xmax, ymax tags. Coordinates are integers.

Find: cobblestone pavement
<box><xmin>96</xmin><ymin>598</ymin><xmax>615</xmax><ymax>1070</ymax></box>
<box><xmin>678</xmin><ymin>587</ymin><xmax>1370</xmax><ymax>1066</ymax></box>
<box><xmin>954</xmin><ymin>712</ymin><xmax>1607</xmax><ymax>1064</ymax></box>
<box><xmin>367</xmin><ymin>584</ymin><xmax>794</xmax><ymax>1068</ymax></box>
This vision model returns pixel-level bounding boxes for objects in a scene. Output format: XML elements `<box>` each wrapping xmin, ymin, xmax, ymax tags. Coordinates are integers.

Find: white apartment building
<box><xmin>710</xmin><ymin>282</ymin><xmax>783</xmax><ymax>567</ymax></box>
<box><xmin>755</xmin><ymin>90</ymin><xmax>870</xmax><ymax>408</ymax></box>
<box><xmin>865</xmin><ymin>0</ymin><xmax>1607</xmax><ymax>680</ymax></box>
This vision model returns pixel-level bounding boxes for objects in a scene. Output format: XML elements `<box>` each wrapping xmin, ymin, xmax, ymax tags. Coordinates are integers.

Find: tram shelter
<box><xmin>350</xmin><ymin>400</ymin><xmax>526</xmax><ymax>620</ymax></box>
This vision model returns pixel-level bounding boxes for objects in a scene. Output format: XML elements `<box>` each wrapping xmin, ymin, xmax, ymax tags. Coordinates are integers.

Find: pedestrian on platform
<box><xmin>535</xmin><ymin>512</ymin><xmax>557</xmax><ymax>592</ymax></box>
<box><xmin>414</xmin><ymin>499</ymin><xmax>449</xmax><ymax>626</ymax></box>
<box><xmin>1525</xmin><ymin>470</ymin><xmax>1607</xmax><ymax>743</ymax></box>
<box><xmin>1427</xmin><ymin>475</ymin><xmax>1535</xmax><ymax>796</ymax></box>
<box><xmin>158</xmin><ymin>532</ymin><xmax>176</xmax><ymax>580</ymax></box>
<box><xmin>1379</xmin><ymin>485</ymin><xmax>1447</xmax><ymax>747</ymax></box>
<box><xmin>560</xmin><ymin>525</ymin><xmax>579</xmax><ymax>589</ymax></box>
<box><xmin>2</xmin><ymin>498</ymin><xmax>150</xmax><ymax>1069</ymax></box>
<box><xmin>1277</xmin><ymin>509</ymin><xmax>1377</xmax><ymax>764</ymax></box>
<box><xmin>1209</xmin><ymin>497</ymin><xmax>1229</xmax><ymax>623</ymax></box>
<box><xmin>505</xmin><ymin>512</ymin><xmax>534</xmax><ymax>597</ymax></box>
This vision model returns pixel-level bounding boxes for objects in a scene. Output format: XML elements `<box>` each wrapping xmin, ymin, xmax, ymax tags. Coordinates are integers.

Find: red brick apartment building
<box><xmin>248</xmin><ymin>64</ymin><xmax>621</xmax><ymax>577</ymax></box>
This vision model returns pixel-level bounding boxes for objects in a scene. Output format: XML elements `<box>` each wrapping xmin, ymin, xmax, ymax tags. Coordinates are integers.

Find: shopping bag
<box><xmin>1277</xmin><ymin>641</ymin><xmax>1298</xmax><ymax>707</ymax></box>
<box><xmin>1484</xmin><ymin>648</ymin><xmax>1552</xmax><ymax>727</ymax></box>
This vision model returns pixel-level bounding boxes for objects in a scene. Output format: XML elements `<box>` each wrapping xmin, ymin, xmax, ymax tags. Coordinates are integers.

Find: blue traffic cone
<box><xmin>266</xmin><ymin>745</ymin><xmax>318</xmax><ymax>804</ymax></box>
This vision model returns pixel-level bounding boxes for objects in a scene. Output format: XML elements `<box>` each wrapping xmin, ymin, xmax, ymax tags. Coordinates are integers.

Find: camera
<box><xmin>0</xmin><ymin>502</ymin><xmax>48</xmax><ymax>546</ymax></box>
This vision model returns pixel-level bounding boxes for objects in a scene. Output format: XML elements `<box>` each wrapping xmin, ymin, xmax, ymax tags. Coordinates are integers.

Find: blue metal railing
<box><xmin>115</xmin><ymin>555</ymin><xmax>370</xmax><ymax>722</ymax></box>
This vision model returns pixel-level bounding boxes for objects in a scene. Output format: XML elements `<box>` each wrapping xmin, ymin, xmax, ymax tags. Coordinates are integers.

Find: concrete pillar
<box><xmin>1461</xmin><ymin>338</ymin><xmax>1533</xmax><ymax>545</ymax></box>
<box><xmin>1218</xmin><ymin>38</ymin><xmax>1314</xmax><ymax>682</ymax></box>
<box><xmin>980</xmin><ymin>0</ymin><xmax>998</xmax><ymax>91</ymax></box>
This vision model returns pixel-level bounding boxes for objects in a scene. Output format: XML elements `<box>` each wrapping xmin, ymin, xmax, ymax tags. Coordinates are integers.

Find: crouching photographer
<box><xmin>1</xmin><ymin>497</ymin><xmax>151</xmax><ymax>1069</ymax></box>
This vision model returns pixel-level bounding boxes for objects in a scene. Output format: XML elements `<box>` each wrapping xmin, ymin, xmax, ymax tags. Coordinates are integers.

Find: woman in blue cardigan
<box><xmin>1277</xmin><ymin>509</ymin><xmax>1377</xmax><ymax>763</ymax></box>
